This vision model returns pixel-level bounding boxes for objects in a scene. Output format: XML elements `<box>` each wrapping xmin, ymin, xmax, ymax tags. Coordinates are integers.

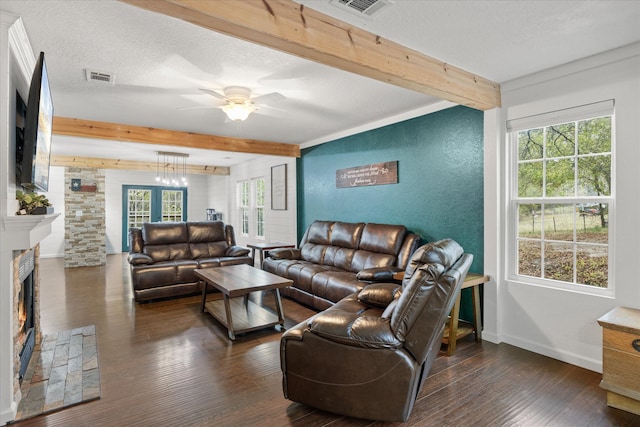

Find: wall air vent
<box><xmin>85</xmin><ymin>69</ymin><xmax>115</xmax><ymax>85</ymax></box>
<box><xmin>333</xmin><ymin>0</ymin><xmax>391</xmax><ymax>16</ymax></box>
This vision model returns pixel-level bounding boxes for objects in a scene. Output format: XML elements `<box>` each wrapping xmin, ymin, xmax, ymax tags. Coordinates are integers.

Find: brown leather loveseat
<box><xmin>262</xmin><ymin>220</ymin><xmax>421</xmax><ymax>310</ymax></box>
<box><xmin>127</xmin><ymin>221</ymin><xmax>253</xmax><ymax>302</ymax></box>
<box><xmin>280</xmin><ymin>238</ymin><xmax>473</xmax><ymax>421</ymax></box>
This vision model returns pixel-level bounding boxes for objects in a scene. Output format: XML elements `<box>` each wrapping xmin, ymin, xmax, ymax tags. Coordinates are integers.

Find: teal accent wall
<box><xmin>297</xmin><ymin>105</ymin><xmax>484</xmax><ymax>319</ymax></box>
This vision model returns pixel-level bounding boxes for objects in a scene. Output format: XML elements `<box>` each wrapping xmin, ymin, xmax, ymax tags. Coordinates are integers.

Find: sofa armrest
<box><xmin>308</xmin><ymin>310</ymin><xmax>401</xmax><ymax>349</ymax></box>
<box><xmin>226</xmin><ymin>245</ymin><xmax>250</xmax><ymax>257</ymax></box>
<box><xmin>127</xmin><ymin>253</ymin><xmax>153</xmax><ymax>265</ymax></box>
<box><xmin>356</xmin><ymin>266</ymin><xmax>404</xmax><ymax>282</ymax></box>
<box><xmin>268</xmin><ymin>247</ymin><xmax>301</xmax><ymax>260</ymax></box>
<box><xmin>357</xmin><ymin>283</ymin><xmax>402</xmax><ymax>308</ymax></box>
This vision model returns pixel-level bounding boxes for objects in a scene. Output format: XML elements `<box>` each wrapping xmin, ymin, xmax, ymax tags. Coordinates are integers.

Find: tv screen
<box><xmin>19</xmin><ymin>51</ymin><xmax>53</xmax><ymax>192</ymax></box>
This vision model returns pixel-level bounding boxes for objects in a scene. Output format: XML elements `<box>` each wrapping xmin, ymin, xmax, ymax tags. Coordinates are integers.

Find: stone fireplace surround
<box><xmin>1</xmin><ymin>215</ymin><xmax>59</xmax><ymax>425</ymax></box>
<box><xmin>13</xmin><ymin>246</ymin><xmax>40</xmax><ymax>384</ymax></box>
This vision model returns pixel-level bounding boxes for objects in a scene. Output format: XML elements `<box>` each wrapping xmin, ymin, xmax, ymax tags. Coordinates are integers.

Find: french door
<box><xmin>121</xmin><ymin>185</ymin><xmax>187</xmax><ymax>251</ymax></box>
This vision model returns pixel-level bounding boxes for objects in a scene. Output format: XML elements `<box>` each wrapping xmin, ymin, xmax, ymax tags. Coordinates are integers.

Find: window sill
<box><xmin>507</xmin><ymin>275</ymin><xmax>615</xmax><ymax>298</ymax></box>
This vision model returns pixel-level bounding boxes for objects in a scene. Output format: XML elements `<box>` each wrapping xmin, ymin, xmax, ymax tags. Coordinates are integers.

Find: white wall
<box><xmin>40</xmin><ymin>165</ymin><xmax>211</xmax><ymax>257</ymax></box>
<box><xmin>38</xmin><ymin>166</ymin><xmax>64</xmax><ymax>257</ymax></box>
<box><xmin>484</xmin><ymin>43</ymin><xmax>640</xmax><ymax>372</ymax></box>
<box><xmin>206</xmin><ymin>174</ymin><xmax>229</xmax><ymax>221</ymax></box>
<box><xmin>229</xmin><ymin>156</ymin><xmax>298</xmax><ymax>248</ymax></box>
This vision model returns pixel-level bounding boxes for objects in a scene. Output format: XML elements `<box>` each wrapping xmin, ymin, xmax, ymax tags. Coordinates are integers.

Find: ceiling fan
<box><xmin>180</xmin><ymin>86</ymin><xmax>286</xmax><ymax>121</ymax></box>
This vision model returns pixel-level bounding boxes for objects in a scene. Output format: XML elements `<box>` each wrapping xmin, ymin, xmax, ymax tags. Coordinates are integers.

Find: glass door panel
<box><xmin>122</xmin><ymin>185</ymin><xmax>187</xmax><ymax>251</ymax></box>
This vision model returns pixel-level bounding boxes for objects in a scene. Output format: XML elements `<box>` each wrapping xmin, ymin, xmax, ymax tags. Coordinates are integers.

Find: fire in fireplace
<box><xmin>16</xmin><ymin>248</ymin><xmax>36</xmax><ymax>381</ymax></box>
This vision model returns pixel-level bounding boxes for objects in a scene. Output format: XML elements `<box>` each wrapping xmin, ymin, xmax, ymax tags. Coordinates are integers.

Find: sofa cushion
<box><xmin>144</xmin><ymin>243</ymin><xmax>191</xmax><ymax>263</ymax></box>
<box><xmin>359</xmin><ymin>223</ymin><xmax>406</xmax><ymax>255</ymax></box>
<box><xmin>306</xmin><ymin>221</ymin><xmax>334</xmax><ymax>244</ymax></box>
<box><xmin>311</xmin><ymin>271</ymin><xmax>367</xmax><ymax>304</ymax></box>
<box><xmin>190</xmin><ymin>241</ymin><xmax>228</xmax><ymax>259</ymax></box>
<box><xmin>131</xmin><ymin>261</ymin><xmax>198</xmax><ymax>290</ymax></box>
<box><xmin>187</xmin><ymin>221</ymin><xmax>226</xmax><ymax>243</ymax></box>
<box><xmin>291</xmin><ymin>263</ymin><xmax>341</xmax><ymax>294</ymax></box>
<box><xmin>301</xmin><ymin>243</ymin><xmax>328</xmax><ymax>265</ymax></box>
<box><xmin>330</xmin><ymin>222</ymin><xmax>365</xmax><ymax>248</ymax></box>
<box><xmin>324</xmin><ymin>246</ymin><xmax>356</xmax><ymax>271</ymax></box>
<box><xmin>142</xmin><ymin>222</ymin><xmax>188</xmax><ymax>245</ymax></box>
<box><xmin>351</xmin><ymin>250</ymin><xmax>396</xmax><ymax>272</ymax></box>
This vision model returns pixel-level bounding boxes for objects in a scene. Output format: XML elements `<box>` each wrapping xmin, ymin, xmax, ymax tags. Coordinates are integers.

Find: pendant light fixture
<box><xmin>155</xmin><ymin>151</ymin><xmax>189</xmax><ymax>186</ymax></box>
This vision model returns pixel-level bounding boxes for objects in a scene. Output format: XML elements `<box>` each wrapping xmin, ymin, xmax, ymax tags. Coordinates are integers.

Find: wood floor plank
<box><xmin>11</xmin><ymin>254</ymin><xmax>640</xmax><ymax>426</ymax></box>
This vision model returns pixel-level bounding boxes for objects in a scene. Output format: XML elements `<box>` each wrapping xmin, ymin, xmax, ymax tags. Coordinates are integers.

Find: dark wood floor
<box><xmin>12</xmin><ymin>254</ymin><xmax>640</xmax><ymax>427</ymax></box>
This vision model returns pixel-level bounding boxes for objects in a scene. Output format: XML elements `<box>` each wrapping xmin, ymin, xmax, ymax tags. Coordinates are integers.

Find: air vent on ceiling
<box><xmin>333</xmin><ymin>0</ymin><xmax>391</xmax><ymax>16</ymax></box>
<box><xmin>85</xmin><ymin>69</ymin><xmax>115</xmax><ymax>85</ymax></box>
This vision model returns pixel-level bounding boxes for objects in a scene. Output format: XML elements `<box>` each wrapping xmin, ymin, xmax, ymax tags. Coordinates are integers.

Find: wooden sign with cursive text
<box><xmin>336</xmin><ymin>161</ymin><xmax>398</xmax><ymax>188</ymax></box>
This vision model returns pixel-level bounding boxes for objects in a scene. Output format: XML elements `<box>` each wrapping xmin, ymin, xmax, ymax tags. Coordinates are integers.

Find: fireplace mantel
<box><xmin>2</xmin><ymin>214</ymin><xmax>61</xmax><ymax>250</ymax></box>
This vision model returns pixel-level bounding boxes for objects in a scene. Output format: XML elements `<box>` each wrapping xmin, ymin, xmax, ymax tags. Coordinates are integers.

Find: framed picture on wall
<box><xmin>271</xmin><ymin>164</ymin><xmax>287</xmax><ymax>210</ymax></box>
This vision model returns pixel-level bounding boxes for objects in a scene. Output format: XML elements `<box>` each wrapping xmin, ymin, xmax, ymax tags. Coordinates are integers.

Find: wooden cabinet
<box><xmin>597</xmin><ymin>306</ymin><xmax>640</xmax><ymax>415</ymax></box>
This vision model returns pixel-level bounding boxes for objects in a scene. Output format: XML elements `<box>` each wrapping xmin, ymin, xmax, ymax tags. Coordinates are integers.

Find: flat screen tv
<box><xmin>18</xmin><ymin>51</ymin><xmax>53</xmax><ymax>192</ymax></box>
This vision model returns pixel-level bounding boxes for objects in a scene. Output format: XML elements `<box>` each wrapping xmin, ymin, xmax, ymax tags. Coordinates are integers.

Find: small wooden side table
<box><xmin>442</xmin><ymin>273</ymin><xmax>490</xmax><ymax>356</ymax></box>
<box><xmin>247</xmin><ymin>242</ymin><xmax>295</xmax><ymax>269</ymax></box>
<box><xmin>597</xmin><ymin>306</ymin><xmax>640</xmax><ymax>415</ymax></box>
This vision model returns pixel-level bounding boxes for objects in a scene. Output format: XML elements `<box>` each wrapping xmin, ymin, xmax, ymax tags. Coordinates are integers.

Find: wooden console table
<box><xmin>247</xmin><ymin>242</ymin><xmax>295</xmax><ymax>268</ymax></box>
<box><xmin>442</xmin><ymin>273</ymin><xmax>490</xmax><ymax>356</ymax></box>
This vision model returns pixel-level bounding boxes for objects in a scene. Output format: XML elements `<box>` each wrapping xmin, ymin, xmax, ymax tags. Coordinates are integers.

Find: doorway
<box><xmin>121</xmin><ymin>185</ymin><xmax>188</xmax><ymax>251</ymax></box>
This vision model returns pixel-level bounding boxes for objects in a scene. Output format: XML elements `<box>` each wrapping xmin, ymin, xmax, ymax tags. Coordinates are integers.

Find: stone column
<box><xmin>64</xmin><ymin>168</ymin><xmax>106</xmax><ymax>268</ymax></box>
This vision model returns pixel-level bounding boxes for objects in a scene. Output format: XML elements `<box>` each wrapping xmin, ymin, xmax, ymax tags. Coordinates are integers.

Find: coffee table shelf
<box><xmin>203</xmin><ymin>297</ymin><xmax>283</xmax><ymax>338</ymax></box>
<box><xmin>196</xmin><ymin>265</ymin><xmax>292</xmax><ymax>340</ymax></box>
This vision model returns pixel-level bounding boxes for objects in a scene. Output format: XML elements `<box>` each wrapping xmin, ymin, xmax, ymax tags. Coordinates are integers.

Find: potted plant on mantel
<box><xmin>16</xmin><ymin>190</ymin><xmax>53</xmax><ymax>215</ymax></box>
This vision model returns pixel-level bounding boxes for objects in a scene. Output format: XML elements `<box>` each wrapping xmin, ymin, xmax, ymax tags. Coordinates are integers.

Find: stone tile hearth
<box><xmin>14</xmin><ymin>325</ymin><xmax>100</xmax><ymax>422</ymax></box>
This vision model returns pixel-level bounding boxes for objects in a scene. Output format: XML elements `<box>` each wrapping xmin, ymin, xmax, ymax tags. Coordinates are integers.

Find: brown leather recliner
<box><xmin>280</xmin><ymin>238</ymin><xmax>473</xmax><ymax>422</ymax></box>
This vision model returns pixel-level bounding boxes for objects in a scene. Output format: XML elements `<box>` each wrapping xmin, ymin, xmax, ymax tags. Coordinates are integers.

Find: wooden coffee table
<box><xmin>195</xmin><ymin>264</ymin><xmax>293</xmax><ymax>340</ymax></box>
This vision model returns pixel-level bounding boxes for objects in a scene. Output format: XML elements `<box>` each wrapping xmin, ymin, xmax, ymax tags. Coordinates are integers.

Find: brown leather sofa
<box><xmin>280</xmin><ymin>238</ymin><xmax>473</xmax><ymax>422</ymax></box>
<box><xmin>127</xmin><ymin>221</ymin><xmax>253</xmax><ymax>302</ymax></box>
<box><xmin>262</xmin><ymin>220</ymin><xmax>421</xmax><ymax>310</ymax></box>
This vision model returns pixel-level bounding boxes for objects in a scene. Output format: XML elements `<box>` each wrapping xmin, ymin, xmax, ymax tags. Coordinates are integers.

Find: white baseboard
<box><xmin>501</xmin><ymin>333</ymin><xmax>602</xmax><ymax>373</ymax></box>
<box><xmin>0</xmin><ymin>401</ymin><xmax>17</xmax><ymax>426</ymax></box>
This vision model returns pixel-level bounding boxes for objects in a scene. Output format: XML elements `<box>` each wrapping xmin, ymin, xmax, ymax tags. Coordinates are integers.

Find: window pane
<box><xmin>512</xmin><ymin>112</ymin><xmax>612</xmax><ymax>290</ymax></box>
<box><xmin>545</xmin><ymin>158</ymin><xmax>574</xmax><ymax>197</ymax></box>
<box><xmin>577</xmin><ymin>155</ymin><xmax>611</xmax><ymax>196</ymax></box>
<box><xmin>518</xmin><ymin>240</ymin><xmax>541</xmax><ymax>278</ymax></box>
<box><xmin>518</xmin><ymin>161</ymin><xmax>543</xmax><ymax>197</ymax></box>
<box><xmin>127</xmin><ymin>189</ymin><xmax>152</xmax><ymax>229</ymax></box>
<box><xmin>162</xmin><ymin>190</ymin><xmax>183</xmax><ymax>222</ymax></box>
<box><xmin>576</xmin><ymin>244</ymin><xmax>608</xmax><ymax>287</ymax></box>
<box><xmin>544</xmin><ymin>242</ymin><xmax>574</xmax><ymax>282</ymax></box>
<box><xmin>518</xmin><ymin>204</ymin><xmax>541</xmax><ymax>238</ymax></box>
<box><xmin>577</xmin><ymin>203</ymin><xmax>608</xmax><ymax>243</ymax></box>
<box><xmin>544</xmin><ymin>204</ymin><xmax>574</xmax><ymax>242</ymax></box>
<box><xmin>578</xmin><ymin>117</ymin><xmax>611</xmax><ymax>155</ymax></box>
<box><xmin>546</xmin><ymin>122</ymin><xmax>575</xmax><ymax>158</ymax></box>
<box><xmin>518</xmin><ymin>128</ymin><xmax>543</xmax><ymax>160</ymax></box>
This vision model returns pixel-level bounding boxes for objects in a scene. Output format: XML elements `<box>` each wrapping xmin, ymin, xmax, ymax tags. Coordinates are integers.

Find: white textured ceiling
<box><xmin>2</xmin><ymin>0</ymin><xmax>639</xmax><ymax>167</ymax></box>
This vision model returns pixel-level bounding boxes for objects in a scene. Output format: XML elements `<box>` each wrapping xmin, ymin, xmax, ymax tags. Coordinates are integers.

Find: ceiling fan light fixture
<box><xmin>221</xmin><ymin>102</ymin><xmax>257</xmax><ymax>121</ymax></box>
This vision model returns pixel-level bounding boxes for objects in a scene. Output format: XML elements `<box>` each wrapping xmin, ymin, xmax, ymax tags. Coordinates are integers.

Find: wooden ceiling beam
<box><xmin>121</xmin><ymin>0</ymin><xmax>501</xmax><ymax>110</ymax></box>
<box><xmin>51</xmin><ymin>155</ymin><xmax>230</xmax><ymax>175</ymax></box>
<box><xmin>52</xmin><ymin>116</ymin><xmax>301</xmax><ymax>158</ymax></box>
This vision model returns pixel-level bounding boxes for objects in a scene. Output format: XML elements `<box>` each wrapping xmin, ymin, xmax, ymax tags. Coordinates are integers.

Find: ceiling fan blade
<box><xmin>176</xmin><ymin>105</ymin><xmax>219</xmax><ymax>111</ymax></box>
<box><xmin>251</xmin><ymin>92</ymin><xmax>286</xmax><ymax>105</ymax></box>
<box><xmin>199</xmin><ymin>88</ymin><xmax>227</xmax><ymax>100</ymax></box>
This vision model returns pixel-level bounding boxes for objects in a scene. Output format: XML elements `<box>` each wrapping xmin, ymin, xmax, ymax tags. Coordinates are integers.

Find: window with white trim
<box><xmin>255</xmin><ymin>178</ymin><xmax>265</xmax><ymax>239</ymax></box>
<box><xmin>238</xmin><ymin>180</ymin><xmax>250</xmax><ymax>235</ymax></box>
<box><xmin>508</xmin><ymin>100</ymin><xmax>614</xmax><ymax>289</ymax></box>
